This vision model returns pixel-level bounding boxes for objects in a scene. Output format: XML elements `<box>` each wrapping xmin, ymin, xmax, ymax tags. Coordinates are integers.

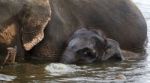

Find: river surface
<box><xmin>0</xmin><ymin>0</ymin><xmax>150</xmax><ymax>83</ymax></box>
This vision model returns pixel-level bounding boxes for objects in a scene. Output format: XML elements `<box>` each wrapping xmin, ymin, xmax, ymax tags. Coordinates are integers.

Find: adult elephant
<box><xmin>0</xmin><ymin>0</ymin><xmax>147</xmax><ymax>64</ymax></box>
<box><xmin>30</xmin><ymin>0</ymin><xmax>147</xmax><ymax>62</ymax></box>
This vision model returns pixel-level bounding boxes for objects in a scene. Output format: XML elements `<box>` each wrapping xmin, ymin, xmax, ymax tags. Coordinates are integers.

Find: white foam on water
<box><xmin>45</xmin><ymin>63</ymin><xmax>80</xmax><ymax>76</ymax></box>
<box><xmin>133</xmin><ymin>0</ymin><xmax>150</xmax><ymax>5</ymax></box>
<box><xmin>0</xmin><ymin>74</ymin><xmax>17</xmax><ymax>81</ymax></box>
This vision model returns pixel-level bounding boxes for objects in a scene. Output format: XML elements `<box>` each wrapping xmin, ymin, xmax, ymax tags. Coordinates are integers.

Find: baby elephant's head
<box><xmin>61</xmin><ymin>28</ymin><xmax>124</xmax><ymax>64</ymax></box>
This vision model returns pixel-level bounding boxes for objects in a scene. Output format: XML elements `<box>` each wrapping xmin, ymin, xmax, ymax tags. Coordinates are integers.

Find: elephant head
<box><xmin>0</xmin><ymin>0</ymin><xmax>51</xmax><ymax>50</ymax></box>
<box><xmin>61</xmin><ymin>28</ymin><xmax>124</xmax><ymax>64</ymax></box>
<box><xmin>0</xmin><ymin>0</ymin><xmax>51</xmax><ymax>63</ymax></box>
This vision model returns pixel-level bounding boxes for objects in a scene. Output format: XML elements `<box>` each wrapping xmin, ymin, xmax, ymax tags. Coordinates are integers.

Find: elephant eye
<box><xmin>106</xmin><ymin>44</ymin><xmax>112</xmax><ymax>49</ymax></box>
<box><xmin>76</xmin><ymin>48</ymin><xmax>96</xmax><ymax>58</ymax></box>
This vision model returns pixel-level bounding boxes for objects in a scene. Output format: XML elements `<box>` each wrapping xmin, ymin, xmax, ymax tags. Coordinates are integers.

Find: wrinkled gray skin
<box><xmin>61</xmin><ymin>28</ymin><xmax>124</xmax><ymax>64</ymax></box>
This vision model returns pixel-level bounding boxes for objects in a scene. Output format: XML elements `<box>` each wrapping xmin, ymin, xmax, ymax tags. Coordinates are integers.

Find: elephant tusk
<box><xmin>3</xmin><ymin>46</ymin><xmax>17</xmax><ymax>65</ymax></box>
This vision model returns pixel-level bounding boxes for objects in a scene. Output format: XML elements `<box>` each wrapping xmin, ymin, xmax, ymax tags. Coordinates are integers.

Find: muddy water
<box><xmin>0</xmin><ymin>0</ymin><xmax>150</xmax><ymax>83</ymax></box>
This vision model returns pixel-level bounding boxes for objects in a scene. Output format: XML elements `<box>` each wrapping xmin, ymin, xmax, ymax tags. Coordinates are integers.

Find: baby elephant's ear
<box><xmin>101</xmin><ymin>38</ymin><xmax>124</xmax><ymax>61</ymax></box>
<box><xmin>20</xmin><ymin>0</ymin><xmax>51</xmax><ymax>51</ymax></box>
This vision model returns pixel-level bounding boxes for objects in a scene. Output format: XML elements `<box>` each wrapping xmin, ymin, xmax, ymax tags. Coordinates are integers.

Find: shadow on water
<box><xmin>0</xmin><ymin>0</ymin><xmax>150</xmax><ymax>83</ymax></box>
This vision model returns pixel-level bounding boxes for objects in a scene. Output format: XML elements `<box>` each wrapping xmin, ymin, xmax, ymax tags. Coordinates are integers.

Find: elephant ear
<box><xmin>20</xmin><ymin>0</ymin><xmax>51</xmax><ymax>51</ymax></box>
<box><xmin>101</xmin><ymin>38</ymin><xmax>124</xmax><ymax>61</ymax></box>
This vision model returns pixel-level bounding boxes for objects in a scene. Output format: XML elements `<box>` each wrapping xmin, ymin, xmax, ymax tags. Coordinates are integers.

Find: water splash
<box><xmin>0</xmin><ymin>74</ymin><xmax>17</xmax><ymax>81</ymax></box>
<box><xmin>45</xmin><ymin>63</ymin><xmax>80</xmax><ymax>76</ymax></box>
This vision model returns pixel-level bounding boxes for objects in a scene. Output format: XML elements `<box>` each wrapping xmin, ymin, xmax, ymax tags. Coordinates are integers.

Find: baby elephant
<box><xmin>61</xmin><ymin>28</ymin><xmax>124</xmax><ymax>64</ymax></box>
